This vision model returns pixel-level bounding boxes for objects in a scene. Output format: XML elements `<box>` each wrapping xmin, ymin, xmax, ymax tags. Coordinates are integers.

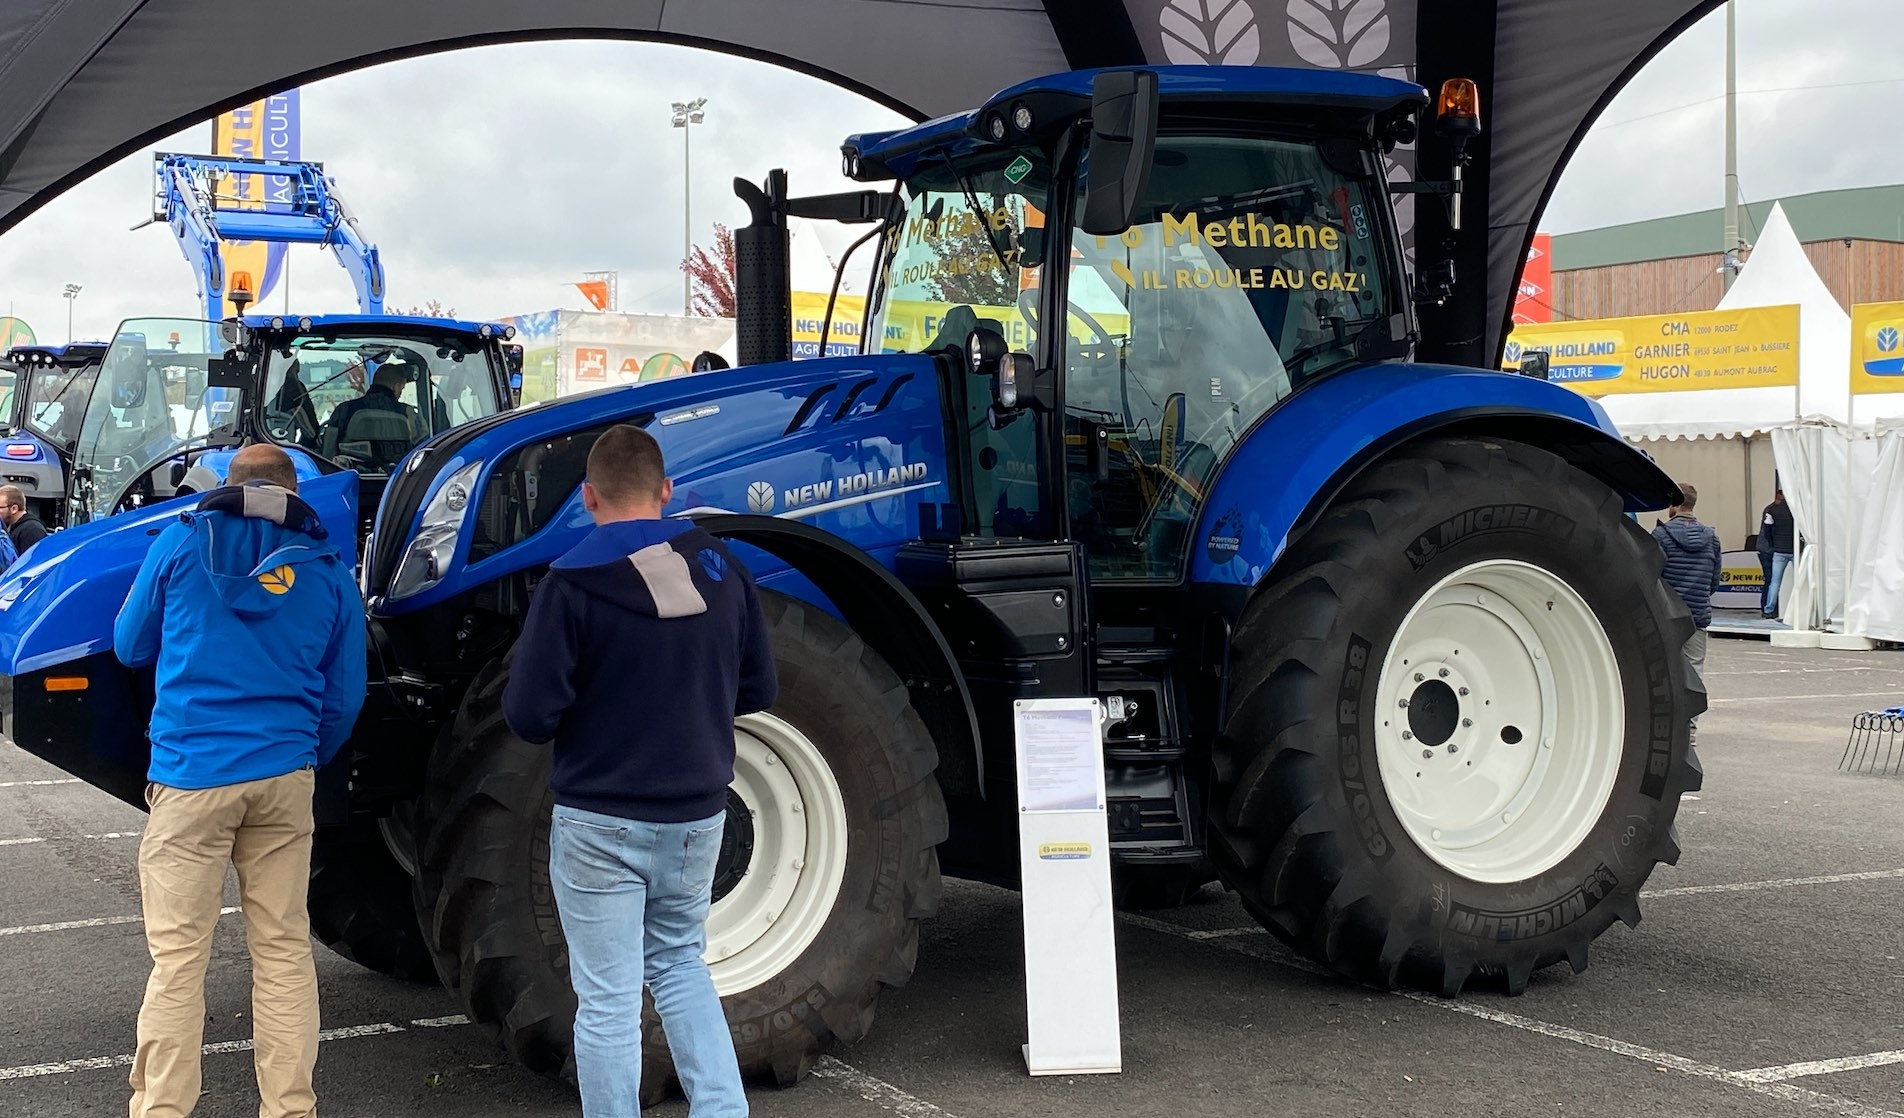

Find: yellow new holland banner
<box><xmin>1502</xmin><ymin>305</ymin><xmax>1799</xmax><ymax>396</ymax></box>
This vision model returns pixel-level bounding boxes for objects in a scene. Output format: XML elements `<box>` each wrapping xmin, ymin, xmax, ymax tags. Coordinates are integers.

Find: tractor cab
<box><xmin>4</xmin><ymin>341</ymin><xmax>110</xmax><ymax>526</ymax></box>
<box><xmin>57</xmin><ymin>315</ymin><xmax>515</xmax><ymax>546</ymax></box>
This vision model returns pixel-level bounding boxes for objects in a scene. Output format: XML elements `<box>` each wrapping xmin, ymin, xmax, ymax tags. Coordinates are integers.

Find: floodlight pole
<box><xmin>1722</xmin><ymin>1</ymin><xmax>1739</xmax><ymax>290</ymax></box>
<box><xmin>672</xmin><ymin>97</ymin><xmax>708</xmax><ymax>316</ymax></box>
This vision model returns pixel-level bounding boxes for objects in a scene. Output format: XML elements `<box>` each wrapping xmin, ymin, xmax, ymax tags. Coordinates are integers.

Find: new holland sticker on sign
<box><xmin>1849</xmin><ymin>301</ymin><xmax>1904</xmax><ymax>395</ymax></box>
<box><xmin>1503</xmin><ymin>305</ymin><xmax>1800</xmax><ymax>396</ymax></box>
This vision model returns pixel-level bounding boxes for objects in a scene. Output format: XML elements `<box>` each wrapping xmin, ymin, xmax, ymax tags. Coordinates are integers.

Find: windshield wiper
<box><xmin>934</xmin><ymin>148</ymin><xmax>1016</xmax><ymax>274</ymax></box>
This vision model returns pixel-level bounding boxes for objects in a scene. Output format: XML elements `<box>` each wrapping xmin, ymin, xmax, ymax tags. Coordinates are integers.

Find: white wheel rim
<box><xmin>1373</xmin><ymin>560</ymin><xmax>1624</xmax><ymax>884</ymax></box>
<box><xmin>705</xmin><ymin>712</ymin><xmax>849</xmax><ymax>996</ymax></box>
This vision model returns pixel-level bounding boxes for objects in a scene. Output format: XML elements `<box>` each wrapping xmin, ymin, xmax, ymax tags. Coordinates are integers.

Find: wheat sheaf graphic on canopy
<box><xmin>1159</xmin><ymin>0</ymin><xmax>1263</xmax><ymax>65</ymax></box>
<box><xmin>1286</xmin><ymin>0</ymin><xmax>1392</xmax><ymax>70</ymax></box>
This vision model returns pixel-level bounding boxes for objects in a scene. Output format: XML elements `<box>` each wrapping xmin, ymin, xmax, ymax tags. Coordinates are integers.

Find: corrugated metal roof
<box><xmin>1552</xmin><ymin>184</ymin><xmax>1904</xmax><ymax>271</ymax></box>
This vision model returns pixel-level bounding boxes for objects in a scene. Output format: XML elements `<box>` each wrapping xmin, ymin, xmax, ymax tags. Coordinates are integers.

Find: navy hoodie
<box><xmin>503</xmin><ymin>518</ymin><xmax>778</xmax><ymax>823</ymax></box>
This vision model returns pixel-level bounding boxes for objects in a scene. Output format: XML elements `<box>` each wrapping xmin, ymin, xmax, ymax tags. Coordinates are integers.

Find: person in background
<box><xmin>503</xmin><ymin>424</ymin><xmax>777</xmax><ymax>1117</ymax></box>
<box><xmin>113</xmin><ymin>444</ymin><xmax>365</xmax><ymax>1118</ymax></box>
<box><xmin>1654</xmin><ymin>482</ymin><xmax>1722</xmax><ymax>744</ymax></box>
<box><xmin>1759</xmin><ymin>487</ymin><xmax>1795</xmax><ymax>620</ymax></box>
<box><xmin>0</xmin><ymin>484</ymin><xmax>47</xmax><ymax>556</ymax></box>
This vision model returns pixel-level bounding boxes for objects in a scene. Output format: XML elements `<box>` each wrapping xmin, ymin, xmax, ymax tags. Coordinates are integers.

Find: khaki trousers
<box><xmin>130</xmin><ymin>768</ymin><xmax>319</xmax><ymax>1118</ymax></box>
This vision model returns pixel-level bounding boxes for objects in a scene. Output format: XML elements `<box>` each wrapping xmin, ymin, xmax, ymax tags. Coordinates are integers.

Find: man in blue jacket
<box><xmin>114</xmin><ymin>444</ymin><xmax>365</xmax><ymax>1118</ymax></box>
<box><xmin>1653</xmin><ymin>482</ymin><xmax>1722</xmax><ymax>742</ymax></box>
<box><xmin>505</xmin><ymin>424</ymin><xmax>776</xmax><ymax>1117</ymax></box>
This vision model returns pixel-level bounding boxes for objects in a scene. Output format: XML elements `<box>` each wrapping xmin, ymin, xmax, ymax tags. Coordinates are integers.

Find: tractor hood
<box><xmin>364</xmin><ymin>354</ymin><xmax>954</xmax><ymax>613</ymax></box>
<box><xmin>0</xmin><ymin>469</ymin><xmax>360</xmax><ymax>676</ymax></box>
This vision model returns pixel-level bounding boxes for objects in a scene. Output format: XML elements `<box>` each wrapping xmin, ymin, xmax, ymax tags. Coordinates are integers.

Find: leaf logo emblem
<box><xmin>1878</xmin><ymin>326</ymin><xmax>1900</xmax><ymax>354</ymax></box>
<box><xmin>1287</xmin><ymin>0</ymin><xmax>1393</xmax><ymax>69</ymax></box>
<box><xmin>747</xmin><ymin>481</ymin><xmax>776</xmax><ymax>514</ymax></box>
<box><xmin>258</xmin><ymin>565</ymin><xmax>296</xmax><ymax>596</ymax></box>
<box><xmin>1160</xmin><ymin>0</ymin><xmax>1262</xmax><ymax>65</ymax></box>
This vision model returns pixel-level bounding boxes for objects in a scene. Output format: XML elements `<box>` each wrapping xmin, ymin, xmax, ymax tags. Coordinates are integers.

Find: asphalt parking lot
<box><xmin>3</xmin><ymin>637</ymin><xmax>1903</xmax><ymax>1117</ymax></box>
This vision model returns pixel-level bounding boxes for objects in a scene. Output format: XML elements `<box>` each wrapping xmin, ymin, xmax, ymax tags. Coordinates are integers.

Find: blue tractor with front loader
<box><xmin>0</xmin><ymin>65</ymin><xmax>1701</xmax><ymax>1094</ymax></box>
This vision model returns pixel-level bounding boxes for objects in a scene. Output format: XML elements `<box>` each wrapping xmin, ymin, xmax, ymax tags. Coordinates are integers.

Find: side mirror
<box><xmin>1016</xmin><ymin>227</ymin><xmax>1046</xmax><ymax>270</ymax></box>
<box><xmin>1518</xmin><ymin>350</ymin><xmax>1551</xmax><ymax>381</ymax></box>
<box><xmin>1079</xmin><ymin>69</ymin><xmax>1159</xmax><ymax>237</ymax></box>
<box><xmin>503</xmin><ymin>343</ymin><xmax>525</xmax><ymax>374</ymax></box>
<box><xmin>692</xmin><ymin>351</ymin><xmax>731</xmax><ymax>373</ymax></box>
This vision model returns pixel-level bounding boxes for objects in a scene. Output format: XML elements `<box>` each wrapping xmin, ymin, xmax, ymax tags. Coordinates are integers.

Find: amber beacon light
<box><xmin>1436</xmin><ymin>78</ymin><xmax>1482</xmax><ymax>138</ymax></box>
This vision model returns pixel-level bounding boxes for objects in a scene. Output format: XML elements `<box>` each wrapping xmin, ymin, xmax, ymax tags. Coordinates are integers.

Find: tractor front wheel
<box><xmin>1210</xmin><ymin>436</ymin><xmax>1703</xmax><ymax>994</ymax></box>
<box><xmin>409</xmin><ymin>591</ymin><xmax>946</xmax><ymax>1092</ymax></box>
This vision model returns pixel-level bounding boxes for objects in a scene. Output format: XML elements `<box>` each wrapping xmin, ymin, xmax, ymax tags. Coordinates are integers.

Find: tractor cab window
<box><xmin>1063</xmin><ymin>131</ymin><xmax>1399</xmax><ymax>580</ymax></box>
<box><xmin>262</xmin><ymin>333</ymin><xmax>502</xmax><ymax>474</ymax></box>
<box><xmin>22</xmin><ymin>359</ymin><xmax>100</xmax><ymax>448</ymax></box>
<box><xmin>71</xmin><ymin>318</ymin><xmax>245</xmax><ymax>523</ymax></box>
<box><xmin>869</xmin><ymin>148</ymin><xmax>1051</xmax><ymax>537</ymax></box>
<box><xmin>0</xmin><ymin>366</ymin><xmax>17</xmax><ymax>430</ymax></box>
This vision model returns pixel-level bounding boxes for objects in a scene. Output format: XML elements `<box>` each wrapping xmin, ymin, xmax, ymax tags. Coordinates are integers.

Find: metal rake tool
<box><xmin>1841</xmin><ymin>707</ymin><xmax>1904</xmax><ymax>774</ymax></box>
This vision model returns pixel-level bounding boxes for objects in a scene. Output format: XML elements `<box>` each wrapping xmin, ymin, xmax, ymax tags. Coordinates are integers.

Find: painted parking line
<box><xmin>0</xmin><ymin>907</ymin><xmax>238</xmax><ymax>939</ymax></box>
<box><xmin>0</xmin><ymin>779</ymin><xmax>80</xmax><ymax>789</ymax></box>
<box><xmin>1120</xmin><ymin>913</ymin><xmax>1904</xmax><ymax>1118</ymax></box>
<box><xmin>813</xmin><ymin>1056</ymin><xmax>962</xmax><ymax>1117</ymax></box>
<box><xmin>0</xmin><ymin>1006</ymin><xmax>959</xmax><ymax>1116</ymax></box>
<box><xmin>1738</xmin><ymin>1049</ymin><xmax>1904</xmax><ymax>1083</ymax></box>
<box><xmin>1710</xmin><ymin>691</ymin><xmax>1904</xmax><ymax>704</ymax></box>
<box><xmin>0</xmin><ymin>832</ymin><xmax>141</xmax><ymax>849</ymax></box>
<box><xmin>1643</xmin><ymin>868</ymin><xmax>1904</xmax><ymax>898</ymax></box>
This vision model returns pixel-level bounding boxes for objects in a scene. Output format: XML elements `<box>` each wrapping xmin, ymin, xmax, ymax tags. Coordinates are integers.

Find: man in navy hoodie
<box><xmin>505</xmin><ymin>424</ymin><xmax>776</xmax><ymax>1117</ymax></box>
<box><xmin>114</xmin><ymin>444</ymin><xmax>364</xmax><ymax>1118</ymax></box>
<box><xmin>1653</xmin><ymin>482</ymin><xmax>1722</xmax><ymax>742</ymax></box>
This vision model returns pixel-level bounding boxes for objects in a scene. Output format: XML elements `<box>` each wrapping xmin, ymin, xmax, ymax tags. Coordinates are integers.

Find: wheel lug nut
<box><xmin>1447</xmin><ymin>743</ymin><xmax>1459</xmax><ymax>754</ymax></box>
<box><xmin>1398</xmin><ymin>699</ymin><xmax>1409</xmax><ymax>709</ymax></box>
<box><xmin>1438</xmin><ymin>668</ymin><xmax>1449</xmax><ymax>679</ymax></box>
<box><xmin>1422</xmin><ymin>749</ymin><xmax>1433</xmax><ymax>760</ymax></box>
<box><xmin>1402</xmin><ymin>731</ymin><xmax>1413</xmax><ymax>740</ymax></box>
<box><xmin>1414</xmin><ymin>673</ymin><xmax>1424</xmax><ymax>683</ymax></box>
<box><xmin>1458</xmin><ymin>687</ymin><xmax>1470</xmax><ymax>696</ymax></box>
<box><xmin>1461</xmin><ymin>718</ymin><xmax>1472</xmax><ymax>728</ymax></box>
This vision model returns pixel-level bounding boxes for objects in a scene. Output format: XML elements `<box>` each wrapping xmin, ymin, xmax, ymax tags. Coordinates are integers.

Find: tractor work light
<box><xmin>270</xmin><ymin>316</ymin><xmax>286</xmax><ymax>330</ymax></box>
<box><xmin>504</xmin><ymin>325</ymin><xmax>516</xmax><ymax>340</ymax></box>
<box><xmin>298</xmin><ymin>317</ymin><xmax>313</xmax><ymax>331</ymax></box>
<box><xmin>479</xmin><ymin>324</ymin><xmax>494</xmax><ymax>338</ymax></box>
<box><xmin>985</xmin><ymin>111</ymin><xmax>1009</xmax><ymax>142</ymax></box>
<box><xmin>1011</xmin><ymin>103</ymin><xmax>1034</xmax><ymax>132</ymax></box>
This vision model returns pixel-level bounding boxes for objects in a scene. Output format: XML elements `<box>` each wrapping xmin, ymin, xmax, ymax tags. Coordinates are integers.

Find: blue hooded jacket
<box><xmin>113</xmin><ymin>482</ymin><xmax>366</xmax><ymax>789</ymax></box>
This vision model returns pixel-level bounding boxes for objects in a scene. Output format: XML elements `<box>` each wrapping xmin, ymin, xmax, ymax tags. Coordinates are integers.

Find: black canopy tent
<box><xmin>0</xmin><ymin>0</ymin><xmax>1720</xmax><ymax>365</ymax></box>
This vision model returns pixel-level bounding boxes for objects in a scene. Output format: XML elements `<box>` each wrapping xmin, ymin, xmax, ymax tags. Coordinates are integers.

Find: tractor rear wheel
<box><xmin>1209</xmin><ymin>436</ymin><xmax>1703</xmax><ymax>995</ymax></box>
<box><xmin>306</xmin><ymin>818</ymin><xmax>438</xmax><ymax>983</ymax></box>
<box><xmin>410</xmin><ymin>591</ymin><xmax>946</xmax><ymax>1092</ymax></box>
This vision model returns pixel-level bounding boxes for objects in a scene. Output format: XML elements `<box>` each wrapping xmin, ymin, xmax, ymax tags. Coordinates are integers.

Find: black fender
<box><xmin>695</xmin><ymin>513</ymin><xmax>984</xmax><ymax>802</ymax></box>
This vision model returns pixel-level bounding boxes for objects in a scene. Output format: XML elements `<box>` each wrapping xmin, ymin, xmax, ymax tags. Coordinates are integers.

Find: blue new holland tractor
<box><xmin>0</xmin><ymin>67</ymin><xmax>1700</xmax><ymax>1093</ymax></box>
<box><xmin>1</xmin><ymin>342</ymin><xmax>110</xmax><ymax>527</ymax></box>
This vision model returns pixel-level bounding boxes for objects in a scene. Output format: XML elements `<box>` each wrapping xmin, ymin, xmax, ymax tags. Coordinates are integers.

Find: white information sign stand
<box><xmin>1013</xmin><ymin>697</ymin><xmax>1121</xmax><ymax>1076</ymax></box>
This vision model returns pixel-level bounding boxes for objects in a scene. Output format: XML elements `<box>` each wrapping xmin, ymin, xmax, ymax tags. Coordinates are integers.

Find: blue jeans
<box><xmin>1764</xmin><ymin>551</ymin><xmax>1792</xmax><ymax>617</ymax></box>
<box><xmin>550</xmin><ymin>804</ymin><xmax>745</xmax><ymax>1118</ymax></box>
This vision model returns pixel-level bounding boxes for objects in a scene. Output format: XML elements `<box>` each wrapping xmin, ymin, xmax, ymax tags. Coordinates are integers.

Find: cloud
<box><xmin>0</xmin><ymin>39</ymin><xmax>906</xmax><ymax>342</ymax></box>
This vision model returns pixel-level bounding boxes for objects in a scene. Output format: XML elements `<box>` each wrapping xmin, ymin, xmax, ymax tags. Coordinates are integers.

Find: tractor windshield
<box><xmin>0</xmin><ymin>365</ymin><xmax>17</xmax><ymax>431</ymax></box>
<box><xmin>1064</xmin><ymin>128</ymin><xmax>1403</xmax><ymax>580</ymax></box>
<box><xmin>22</xmin><ymin>360</ymin><xmax>98</xmax><ymax>447</ymax></box>
<box><xmin>71</xmin><ymin>318</ymin><xmax>247</xmax><ymax>523</ymax></box>
<box><xmin>261</xmin><ymin>332</ymin><xmax>503</xmax><ymax>474</ymax></box>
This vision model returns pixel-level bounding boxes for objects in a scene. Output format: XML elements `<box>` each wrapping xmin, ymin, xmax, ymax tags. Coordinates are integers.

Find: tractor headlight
<box><xmin>388</xmin><ymin>459</ymin><xmax>484</xmax><ymax>602</ymax></box>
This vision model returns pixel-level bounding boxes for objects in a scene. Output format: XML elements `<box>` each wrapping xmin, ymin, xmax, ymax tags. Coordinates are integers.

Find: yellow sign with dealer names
<box><xmin>1502</xmin><ymin>305</ymin><xmax>1800</xmax><ymax>396</ymax></box>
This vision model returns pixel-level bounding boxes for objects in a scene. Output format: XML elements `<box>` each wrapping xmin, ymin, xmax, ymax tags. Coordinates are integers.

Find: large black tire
<box><xmin>410</xmin><ymin>591</ymin><xmax>947</xmax><ymax>1092</ymax></box>
<box><xmin>307</xmin><ymin>819</ymin><xmax>438</xmax><ymax>983</ymax></box>
<box><xmin>1210</xmin><ymin>436</ymin><xmax>1704</xmax><ymax>996</ymax></box>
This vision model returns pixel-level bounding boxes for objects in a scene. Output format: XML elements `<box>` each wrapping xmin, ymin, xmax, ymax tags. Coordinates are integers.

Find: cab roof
<box><xmin>843</xmin><ymin>65</ymin><xmax>1428</xmax><ymax>182</ymax></box>
<box><xmin>237</xmin><ymin>313</ymin><xmax>512</xmax><ymax>336</ymax></box>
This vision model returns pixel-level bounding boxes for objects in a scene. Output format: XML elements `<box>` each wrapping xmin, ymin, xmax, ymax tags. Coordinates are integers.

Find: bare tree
<box><xmin>400</xmin><ymin>300</ymin><xmax>457</xmax><ymax>318</ymax></box>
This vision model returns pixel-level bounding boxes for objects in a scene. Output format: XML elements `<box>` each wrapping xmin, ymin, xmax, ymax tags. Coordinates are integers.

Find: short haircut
<box><xmin>1677</xmin><ymin>482</ymin><xmax>1698</xmax><ymax>510</ymax></box>
<box><xmin>373</xmin><ymin>364</ymin><xmax>409</xmax><ymax>395</ymax></box>
<box><xmin>586</xmin><ymin>424</ymin><xmax>666</xmax><ymax>505</ymax></box>
<box><xmin>0</xmin><ymin>484</ymin><xmax>23</xmax><ymax>510</ymax></box>
<box><xmin>228</xmin><ymin>444</ymin><xmax>299</xmax><ymax>492</ymax></box>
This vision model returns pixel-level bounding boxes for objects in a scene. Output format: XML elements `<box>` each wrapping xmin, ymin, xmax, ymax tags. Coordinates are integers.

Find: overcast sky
<box><xmin>2</xmin><ymin>0</ymin><xmax>1901</xmax><ymax>344</ymax></box>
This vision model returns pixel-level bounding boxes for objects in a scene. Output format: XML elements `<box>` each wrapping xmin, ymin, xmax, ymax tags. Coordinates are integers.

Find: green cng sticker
<box><xmin>1003</xmin><ymin>155</ymin><xmax>1034</xmax><ymax>184</ymax></box>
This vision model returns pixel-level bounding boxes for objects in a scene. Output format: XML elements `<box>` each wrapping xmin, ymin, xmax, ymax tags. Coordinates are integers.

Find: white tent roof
<box><xmin>1599</xmin><ymin>202</ymin><xmax>1845</xmax><ymax>441</ymax></box>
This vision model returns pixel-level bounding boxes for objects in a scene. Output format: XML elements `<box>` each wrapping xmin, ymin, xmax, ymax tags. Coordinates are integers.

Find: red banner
<box><xmin>1514</xmin><ymin>233</ymin><xmax>1553</xmax><ymax>324</ymax></box>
